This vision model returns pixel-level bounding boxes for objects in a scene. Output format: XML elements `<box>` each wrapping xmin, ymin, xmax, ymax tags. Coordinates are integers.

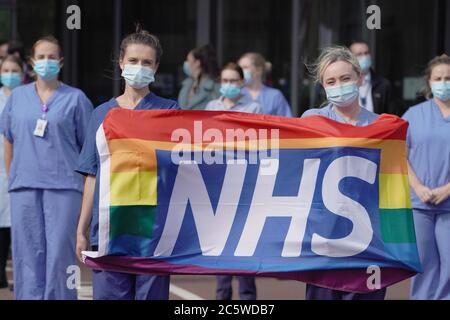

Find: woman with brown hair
<box><xmin>76</xmin><ymin>26</ymin><xmax>178</xmax><ymax>300</ymax></box>
<box><xmin>402</xmin><ymin>54</ymin><xmax>450</xmax><ymax>300</ymax></box>
<box><xmin>206</xmin><ymin>62</ymin><xmax>260</xmax><ymax>300</ymax></box>
<box><xmin>206</xmin><ymin>62</ymin><xmax>260</xmax><ymax>114</ymax></box>
<box><xmin>0</xmin><ymin>36</ymin><xmax>93</xmax><ymax>299</ymax></box>
<box><xmin>178</xmin><ymin>44</ymin><xmax>220</xmax><ymax>110</ymax></box>
<box><xmin>0</xmin><ymin>54</ymin><xmax>24</xmax><ymax>289</ymax></box>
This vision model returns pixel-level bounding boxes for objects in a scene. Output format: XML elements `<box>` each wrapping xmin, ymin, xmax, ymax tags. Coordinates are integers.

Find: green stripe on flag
<box><xmin>109</xmin><ymin>205</ymin><xmax>157</xmax><ymax>239</ymax></box>
<box><xmin>380</xmin><ymin>208</ymin><xmax>416</xmax><ymax>243</ymax></box>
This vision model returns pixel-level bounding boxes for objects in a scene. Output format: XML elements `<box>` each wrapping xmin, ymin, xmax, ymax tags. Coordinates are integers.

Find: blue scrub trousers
<box><xmin>216</xmin><ymin>276</ymin><xmax>257</xmax><ymax>300</ymax></box>
<box><xmin>306</xmin><ymin>284</ymin><xmax>386</xmax><ymax>300</ymax></box>
<box><xmin>92</xmin><ymin>270</ymin><xmax>170</xmax><ymax>300</ymax></box>
<box><xmin>411</xmin><ymin>209</ymin><xmax>450</xmax><ymax>300</ymax></box>
<box><xmin>10</xmin><ymin>188</ymin><xmax>81</xmax><ymax>300</ymax></box>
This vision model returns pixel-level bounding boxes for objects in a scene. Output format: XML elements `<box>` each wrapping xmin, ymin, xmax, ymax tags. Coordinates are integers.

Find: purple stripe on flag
<box><xmin>85</xmin><ymin>256</ymin><xmax>415</xmax><ymax>293</ymax></box>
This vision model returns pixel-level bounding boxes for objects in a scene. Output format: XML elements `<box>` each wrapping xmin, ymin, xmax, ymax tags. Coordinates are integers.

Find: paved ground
<box><xmin>0</xmin><ymin>260</ymin><xmax>411</xmax><ymax>300</ymax></box>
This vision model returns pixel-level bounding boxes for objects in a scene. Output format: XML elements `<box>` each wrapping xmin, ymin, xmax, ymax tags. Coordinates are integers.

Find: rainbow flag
<box><xmin>84</xmin><ymin>109</ymin><xmax>421</xmax><ymax>293</ymax></box>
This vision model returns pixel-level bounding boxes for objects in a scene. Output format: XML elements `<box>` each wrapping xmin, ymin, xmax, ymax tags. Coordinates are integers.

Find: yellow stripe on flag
<box><xmin>110</xmin><ymin>171</ymin><xmax>157</xmax><ymax>206</ymax></box>
<box><xmin>379</xmin><ymin>173</ymin><xmax>412</xmax><ymax>209</ymax></box>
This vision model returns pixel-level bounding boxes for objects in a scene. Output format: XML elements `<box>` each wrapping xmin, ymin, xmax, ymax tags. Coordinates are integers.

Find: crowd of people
<box><xmin>0</xmin><ymin>26</ymin><xmax>449</xmax><ymax>300</ymax></box>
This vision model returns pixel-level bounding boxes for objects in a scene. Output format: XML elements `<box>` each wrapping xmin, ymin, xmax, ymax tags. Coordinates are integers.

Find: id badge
<box><xmin>33</xmin><ymin>118</ymin><xmax>48</xmax><ymax>137</ymax></box>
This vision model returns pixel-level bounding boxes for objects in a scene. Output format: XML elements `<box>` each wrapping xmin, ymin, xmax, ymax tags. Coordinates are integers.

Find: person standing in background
<box><xmin>7</xmin><ymin>40</ymin><xmax>35</xmax><ymax>83</ymax></box>
<box><xmin>0</xmin><ymin>55</ymin><xmax>24</xmax><ymax>289</ymax></box>
<box><xmin>206</xmin><ymin>62</ymin><xmax>260</xmax><ymax>300</ymax></box>
<box><xmin>178</xmin><ymin>45</ymin><xmax>220</xmax><ymax>110</ymax></box>
<box><xmin>0</xmin><ymin>36</ymin><xmax>93</xmax><ymax>299</ymax></box>
<box><xmin>238</xmin><ymin>52</ymin><xmax>292</xmax><ymax>117</ymax></box>
<box><xmin>349</xmin><ymin>40</ymin><xmax>394</xmax><ymax>115</ymax></box>
<box><xmin>402</xmin><ymin>54</ymin><xmax>450</xmax><ymax>300</ymax></box>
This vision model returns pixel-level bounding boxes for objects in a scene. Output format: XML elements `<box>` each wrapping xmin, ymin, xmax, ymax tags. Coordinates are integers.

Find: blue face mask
<box><xmin>431</xmin><ymin>81</ymin><xmax>450</xmax><ymax>102</ymax></box>
<box><xmin>358</xmin><ymin>55</ymin><xmax>372</xmax><ymax>73</ymax></box>
<box><xmin>33</xmin><ymin>59</ymin><xmax>60</xmax><ymax>80</ymax></box>
<box><xmin>183</xmin><ymin>61</ymin><xmax>192</xmax><ymax>77</ymax></box>
<box><xmin>220</xmin><ymin>83</ymin><xmax>241</xmax><ymax>99</ymax></box>
<box><xmin>121</xmin><ymin>64</ymin><xmax>155</xmax><ymax>89</ymax></box>
<box><xmin>325</xmin><ymin>82</ymin><xmax>359</xmax><ymax>108</ymax></box>
<box><xmin>0</xmin><ymin>72</ymin><xmax>22</xmax><ymax>89</ymax></box>
<box><xmin>243</xmin><ymin>70</ymin><xmax>253</xmax><ymax>85</ymax></box>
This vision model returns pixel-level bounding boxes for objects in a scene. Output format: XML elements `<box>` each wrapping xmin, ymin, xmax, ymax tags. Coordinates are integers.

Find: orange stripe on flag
<box><xmin>107</xmin><ymin>137</ymin><xmax>407</xmax><ymax>174</ymax></box>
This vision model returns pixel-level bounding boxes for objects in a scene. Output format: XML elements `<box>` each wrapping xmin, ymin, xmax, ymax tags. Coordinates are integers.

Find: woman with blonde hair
<box><xmin>302</xmin><ymin>46</ymin><xmax>385</xmax><ymax>300</ymax></box>
<box><xmin>238</xmin><ymin>52</ymin><xmax>292</xmax><ymax>116</ymax></box>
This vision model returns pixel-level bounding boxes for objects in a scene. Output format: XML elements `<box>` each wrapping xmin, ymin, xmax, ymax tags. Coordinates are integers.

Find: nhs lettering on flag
<box><xmin>153</xmin><ymin>147</ymin><xmax>380</xmax><ymax>262</ymax></box>
<box><xmin>84</xmin><ymin>110</ymin><xmax>420</xmax><ymax>293</ymax></box>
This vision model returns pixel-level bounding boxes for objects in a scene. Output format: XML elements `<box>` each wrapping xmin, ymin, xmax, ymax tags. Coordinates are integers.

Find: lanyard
<box><xmin>41</xmin><ymin>104</ymin><xmax>49</xmax><ymax>120</ymax></box>
<box><xmin>36</xmin><ymin>81</ymin><xmax>60</xmax><ymax>120</ymax></box>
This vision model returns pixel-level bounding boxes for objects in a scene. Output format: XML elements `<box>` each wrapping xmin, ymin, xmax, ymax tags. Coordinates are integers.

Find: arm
<box><xmin>407</xmin><ymin>160</ymin><xmax>434</xmax><ymax>204</ymax></box>
<box><xmin>402</xmin><ymin>112</ymin><xmax>434</xmax><ymax>203</ymax></box>
<box><xmin>3</xmin><ymin>138</ymin><xmax>12</xmax><ymax>176</ymax></box>
<box><xmin>404</xmin><ymin>115</ymin><xmax>450</xmax><ymax>205</ymax></box>
<box><xmin>410</xmin><ymin>159</ymin><xmax>450</xmax><ymax>205</ymax></box>
<box><xmin>75</xmin><ymin>94</ymin><xmax>94</xmax><ymax>148</ymax></box>
<box><xmin>430</xmin><ymin>182</ymin><xmax>450</xmax><ymax>206</ymax></box>
<box><xmin>76</xmin><ymin>175</ymin><xmax>96</xmax><ymax>263</ymax></box>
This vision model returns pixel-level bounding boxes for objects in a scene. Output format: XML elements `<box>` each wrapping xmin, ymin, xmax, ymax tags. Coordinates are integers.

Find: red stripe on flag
<box><xmin>102</xmin><ymin>109</ymin><xmax>408</xmax><ymax>142</ymax></box>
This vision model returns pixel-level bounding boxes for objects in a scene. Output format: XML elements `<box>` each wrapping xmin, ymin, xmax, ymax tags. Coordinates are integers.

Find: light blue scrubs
<box><xmin>76</xmin><ymin>92</ymin><xmax>178</xmax><ymax>300</ymax></box>
<box><xmin>302</xmin><ymin>104</ymin><xmax>378</xmax><ymax>125</ymax></box>
<box><xmin>402</xmin><ymin>99</ymin><xmax>450</xmax><ymax>300</ymax></box>
<box><xmin>241</xmin><ymin>84</ymin><xmax>292</xmax><ymax>116</ymax></box>
<box><xmin>0</xmin><ymin>88</ymin><xmax>10</xmax><ymax>229</ymax></box>
<box><xmin>205</xmin><ymin>94</ymin><xmax>261</xmax><ymax>113</ymax></box>
<box><xmin>0</xmin><ymin>82</ymin><xmax>93</xmax><ymax>299</ymax></box>
<box><xmin>302</xmin><ymin>104</ymin><xmax>386</xmax><ymax>300</ymax></box>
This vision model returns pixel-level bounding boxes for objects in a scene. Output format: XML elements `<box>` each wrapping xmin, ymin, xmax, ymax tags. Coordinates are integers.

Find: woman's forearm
<box><xmin>3</xmin><ymin>138</ymin><xmax>12</xmax><ymax>176</ymax></box>
<box><xmin>77</xmin><ymin>175</ymin><xmax>96</xmax><ymax>237</ymax></box>
<box><xmin>407</xmin><ymin>161</ymin><xmax>423</xmax><ymax>190</ymax></box>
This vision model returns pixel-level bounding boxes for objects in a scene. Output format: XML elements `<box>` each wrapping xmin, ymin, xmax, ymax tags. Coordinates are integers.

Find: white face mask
<box><xmin>121</xmin><ymin>64</ymin><xmax>155</xmax><ymax>89</ymax></box>
<box><xmin>243</xmin><ymin>70</ymin><xmax>253</xmax><ymax>85</ymax></box>
<box><xmin>357</xmin><ymin>55</ymin><xmax>372</xmax><ymax>73</ymax></box>
<box><xmin>325</xmin><ymin>82</ymin><xmax>359</xmax><ymax>108</ymax></box>
<box><xmin>431</xmin><ymin>81</ymin><xmax>450</xmax><ymax>102</ymax></box>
